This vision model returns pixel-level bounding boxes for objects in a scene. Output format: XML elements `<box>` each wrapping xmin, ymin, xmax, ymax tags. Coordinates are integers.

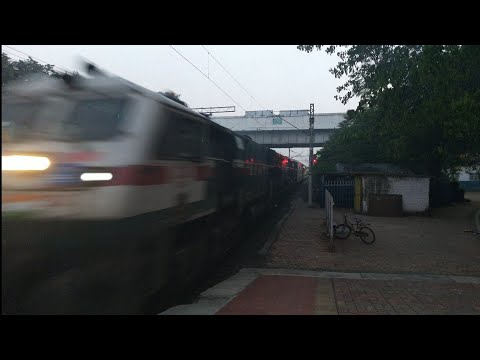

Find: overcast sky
<box><xmin>4</xmin><ymin>45</ymin><xmax>358</xmax><ymax>165</ymax></box>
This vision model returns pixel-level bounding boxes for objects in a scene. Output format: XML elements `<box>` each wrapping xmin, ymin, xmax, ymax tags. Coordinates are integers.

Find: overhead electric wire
<box><xmin>201</xmin><ymin>45</ymin><xmax>255</xmax><ymax>103</ymax></box>
<box><xmin>200</xmin><ymin>45</ymin><xmax>311</xmax><ymax>136</ymax></box>
<box><xmin>3</xmin><ymin>49</ymin><xmax>26</xmax><ymax>61</ymax></box>
<box><xmin>169</xmin><ymin>45</ymin><xmax>266</xmax><ymax>130</ymax></box>
<box><xmin>4</xmin><ymin>45</ymin><xmax>72</xmax><ymax>74</ymax></box>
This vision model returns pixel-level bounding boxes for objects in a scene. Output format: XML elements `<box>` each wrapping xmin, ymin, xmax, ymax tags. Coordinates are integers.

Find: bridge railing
<box><xmin>325</xmin><ymin>189</ymin><xmax>335</xmax><ymax>251</ymax></box>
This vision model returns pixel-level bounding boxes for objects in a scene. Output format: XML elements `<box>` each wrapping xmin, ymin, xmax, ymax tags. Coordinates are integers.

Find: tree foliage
<box><xmin>299</xmin><ymin>45</ymin><xmax>480</xmax><ymax>177</ymax></box>
<box><xmin>2</xmin><ymin>52</ymin><xmax>62</xmax><ymax>88</ymax></box>
<box><xmin>158</xmin><ymin>90</ymin><xmax>188</xmax><ymax>107</ymax></box>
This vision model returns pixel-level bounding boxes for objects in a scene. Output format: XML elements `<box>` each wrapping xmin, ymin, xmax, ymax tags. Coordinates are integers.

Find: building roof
<box><xmin>335</xmin><ymin>163</ymin><xmax>420</xmax><ymax>176</ymax></box>
<box><xmin>317</xmin><ymin>172</ymin><xmax>430</xmax><ymax>178</ymax></box>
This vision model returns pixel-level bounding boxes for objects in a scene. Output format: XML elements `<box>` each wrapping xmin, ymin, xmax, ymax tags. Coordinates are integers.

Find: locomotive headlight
<box><xmin>2</xmin><ymin>155</ymin><xmax>51</xmax><ymax>171</ymax></box>
<box><xmin>80</xmin><ymin>173</ymin><xmax>113</xmax><ymax>181</ymax></box>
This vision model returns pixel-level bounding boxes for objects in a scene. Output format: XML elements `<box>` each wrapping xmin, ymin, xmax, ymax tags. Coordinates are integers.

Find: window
<box><xmin>64</xmin><ymin>98</ymin><xmax>128</xmax><ymax>141</ymax></box>
<box><xmin>153</xmin><ymin>108</ymin><xmax>204</xmax><ymax>160</ymax></box>
<box><xmin>272</xmin><ymin>118</ymin><xmax>282</xmax><ymax>125</ymax></box>
<box><xmin>2</xmin><ymin>96</ymin><xmax>129</xmax><ymax>142</ymax></box>
<box><xmin>209</xmin><ymin>127</ymin><xmax>235</xmax><ymax>160</ymax></box>
<box><xmin>2</xmin><ymin>101</ymin><xmax>42</xmax><ymax>142</ymax></box>
<box><xmin>235</xmin><ymin>136</ymin><xmax>245</xmax><ymax>150</ymax></box>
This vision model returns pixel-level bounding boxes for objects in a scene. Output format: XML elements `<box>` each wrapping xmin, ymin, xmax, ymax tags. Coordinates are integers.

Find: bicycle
<box><xmin>333</xmin><ymin>214</ymin><xmax>376</xmax><ymax>244</ymax></box>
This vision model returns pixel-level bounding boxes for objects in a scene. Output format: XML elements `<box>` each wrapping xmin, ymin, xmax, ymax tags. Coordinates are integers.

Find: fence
<box><xmin>459</xmin><ymin>181</ymin><xmax>480</xmax><ymax>192</ymax></box>
<box><xmin>325</xmin><ymin>189</ymin><xmax>335</xmax><ymax>251</ymax></box>
<box><xmin>315</xmin><ymin>174</ymin><xmax>355</xmax><ymax>208</ymax></box>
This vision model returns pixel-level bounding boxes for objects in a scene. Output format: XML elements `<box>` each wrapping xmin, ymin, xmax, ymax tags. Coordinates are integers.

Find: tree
<box><xmin>2</xmin><ymin>52</ymin><xmax>62</xmax><ymax>89</ymax></box>
<box><xmin>299</xmin><ymin>45</ymin><xmax>480</xmax><ymax>177</ymax></box>
<box><xmin>158</xmin><ymin>90</ymin><xmax>188</xmax><ymax>107</ymax></box>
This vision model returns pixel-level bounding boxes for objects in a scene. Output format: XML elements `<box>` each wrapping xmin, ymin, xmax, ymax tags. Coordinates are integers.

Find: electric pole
<box><xmin>308</xmin><ymin>103</ymin><xmax>314</xmax><ymax>207</ymax></box>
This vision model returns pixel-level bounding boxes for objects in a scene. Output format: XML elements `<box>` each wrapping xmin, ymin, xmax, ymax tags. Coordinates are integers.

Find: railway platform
<box><xmin>160</xmin><ymin>193</ymin><xmax>480</xmax><ymax>315</ymax></box>
<box><xmin>160</xmin><ymin>268</ymin><xmax>480</xmax><ymax>315</ymax></box>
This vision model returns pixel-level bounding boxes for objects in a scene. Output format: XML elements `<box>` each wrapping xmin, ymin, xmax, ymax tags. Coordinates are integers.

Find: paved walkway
<box><xmin>161</xmin><ymin>268</ymin><xmax>480</xmax><ymax>315</ymax></box>
<box><xmin>266</xmin><ymin>195</ymin><xmax>480</xmax><ymax>276</ymax></box>
<box><xmin>161</xmin><ymin>192</ymin><xmax>480</xmax><ymax>315</ymax></box>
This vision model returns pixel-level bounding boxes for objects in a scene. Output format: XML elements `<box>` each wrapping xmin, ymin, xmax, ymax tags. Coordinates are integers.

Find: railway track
<box><xmin>2</xmin><ymin>184</ymin><xmax>305</xmax><ymax>315</ymax></box>
<box><xmin>145</xmin><ymin>183</ymin><xmax>305</xmax><ymax>315</ymax></box>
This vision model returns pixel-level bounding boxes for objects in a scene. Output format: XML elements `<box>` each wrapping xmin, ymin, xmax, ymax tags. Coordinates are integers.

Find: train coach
<box><xmin>1</xmin><ymin>63</ymin><xmax>302</xmax><ymax>314</ymax></box>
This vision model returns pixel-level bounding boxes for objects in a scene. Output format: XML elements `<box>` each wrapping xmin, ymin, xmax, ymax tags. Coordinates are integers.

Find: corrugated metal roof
<box><xmin>335</xmin><ymin>163</ymin><xmax>426</xmax><ymax>177</ymax></box>
<box><xmin>211</xmin><ymin>112</ymin><xmax>345</xmax><ymax>131</ymax></box>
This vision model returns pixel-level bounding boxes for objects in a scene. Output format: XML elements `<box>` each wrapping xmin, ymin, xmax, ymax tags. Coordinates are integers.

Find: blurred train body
<box><xmin>2</xmin><ymin>70</ymin><xmax>305</xmax><ymax>314</ymax></box>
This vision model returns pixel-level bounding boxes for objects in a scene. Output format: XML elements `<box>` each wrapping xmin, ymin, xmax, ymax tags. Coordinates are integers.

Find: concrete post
<box><xmin>308</xmin><ymin>104</ymin><xmax>314</xmax><ymax>207</ymax></box>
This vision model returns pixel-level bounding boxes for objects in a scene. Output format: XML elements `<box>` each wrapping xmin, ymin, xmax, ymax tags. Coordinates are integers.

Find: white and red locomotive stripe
<box><xmin>84</xmin><ymin>163</ymin><xmax>214</xmax><ymax>186</ymax></box>
<box><xmin>3</xmin><ymin>155</ymin><xmax>296</xmax><ymax>220</ymax></box>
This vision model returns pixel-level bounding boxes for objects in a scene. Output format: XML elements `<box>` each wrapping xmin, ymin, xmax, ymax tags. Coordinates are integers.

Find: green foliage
<box><xmin>158</xmin><ymin>90</ymin><xmax>188</xmax><ymax>107</ymax></box>
<box><xmin>2</xmin><ymin>52</ymin><xmax>61</xmax><ymax>88</ymax></box>
<box><xmin>299</xmin><ymin>45</ymin><xmax>480</xmax><ymax>176</ymax></box>
<box><xmin>312</xmin><ymin>158</ymin><xmax>336</xmax><ymax>173</ymax></box>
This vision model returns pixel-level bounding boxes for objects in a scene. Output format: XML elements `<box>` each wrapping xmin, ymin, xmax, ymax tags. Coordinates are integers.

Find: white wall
<box><xmin>457</xmin><ymin>169</ymin><xmax>471</xmax><ymax>181</ymax></box>
<box><xmin>457</xmin><ymin>167</ymin><xmax>480</xmax><ymax>181</ymax></box>
<box><xmin>388</xmin><ymin>177</ymin><xmax>430</xmax><ymax>212</ymax></box>
<box><xmin>361</xmin><ymin>176</ymin><xmax>430</xmax><ymax>214</ymax></box>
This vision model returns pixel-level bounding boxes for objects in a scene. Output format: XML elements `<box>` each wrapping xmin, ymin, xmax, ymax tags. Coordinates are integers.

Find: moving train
<box><xmin>2</xmin><ymin>63</ymin><xmax>306</xmax><ymax>314</ymax></box>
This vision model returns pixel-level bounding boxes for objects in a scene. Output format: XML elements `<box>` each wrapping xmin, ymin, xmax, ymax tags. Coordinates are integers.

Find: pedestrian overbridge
<box><xmin>211</xmin><ymin>110</ymin><xmax>345</xmax><ymax>148</ymax></box>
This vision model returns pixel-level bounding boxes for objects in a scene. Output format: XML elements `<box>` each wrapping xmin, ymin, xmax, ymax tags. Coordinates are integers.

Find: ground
<box><xmin>333</xmin><ymin>278</ymin><xmax>480</xmax><ymax>315</ymax></box>
<box><xmin>161</xmin><ymin>191</ymin><xmax>480</xmax><ymax>315</ymax></box>
<box><xmin>265</xmin><ymin>192</ymin><xmax>480</xmax><ymax>276</ymax></box>
<box><xmin>162</xmin><ymin>268</ymin><xmax>480</xmax><ymax>315</ymax></box>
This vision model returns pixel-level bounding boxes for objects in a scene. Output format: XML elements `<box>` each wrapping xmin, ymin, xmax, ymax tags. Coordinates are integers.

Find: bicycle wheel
<box><xmin>359</xmin><ymin>226</ymin><xmax>376</xmax><ymax>244</ymax></box>
<box><xmin>334</xmin><ymin>224</ymin><xmax>351</xmax><ymax>239</ymax></box>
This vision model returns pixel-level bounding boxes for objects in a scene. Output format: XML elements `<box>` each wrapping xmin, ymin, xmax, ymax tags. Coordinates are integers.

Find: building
<box><xmin>456</xmin><ymin>167</ymin><xmax>480</xmax><ymax>191</ymax></box>
<box><xmin>315</xmin><ymin>163</ymin><xmax>431</xmax><ymax>216</ymax></box>
<box><xmin>358</xmin><ymin>173</ymin><xmax>430</xmax><ymax>215</ymax></box>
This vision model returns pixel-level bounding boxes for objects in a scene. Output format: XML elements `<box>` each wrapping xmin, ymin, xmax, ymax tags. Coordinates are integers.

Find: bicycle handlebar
<box><xmin>344</xmin><ymin>214</ymin><xmax>370</xmax><ymax>226</ymax></box>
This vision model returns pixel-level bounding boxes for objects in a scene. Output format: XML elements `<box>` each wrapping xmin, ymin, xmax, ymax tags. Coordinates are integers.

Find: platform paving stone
<box><xmin>159</xmin><ymin>269</ymin><xmax>480</xmax><ymax>315</ymax></box>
